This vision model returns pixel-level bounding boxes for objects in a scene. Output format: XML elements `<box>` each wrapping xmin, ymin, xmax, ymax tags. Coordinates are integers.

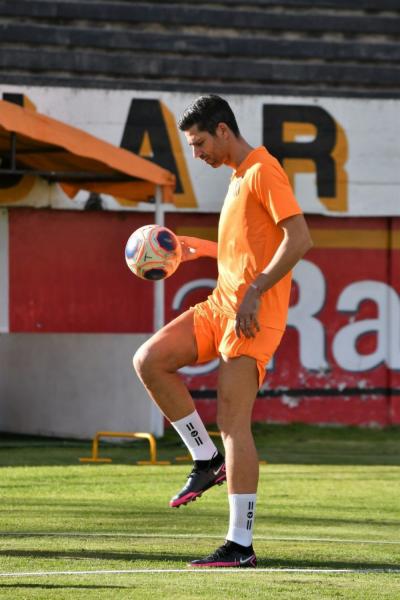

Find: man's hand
<box><xmin>235</xmin><ymin>285</ymin><xmax>261</xmax><ymax>338</ymax></box>
<box><xmin>178</xmin><ymin>236</ymin><xmax>218</xmax><ymax>262</ymax></box>
<box><xmin>234</xmin><ymin>214</ymin><xmax>313</xmax><ymax>338</ymax></box>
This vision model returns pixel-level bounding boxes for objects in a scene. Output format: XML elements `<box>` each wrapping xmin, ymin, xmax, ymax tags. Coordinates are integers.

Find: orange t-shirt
<box><xmin>208</xmin><ymin>146</ymin><xmax>302</xmax><ymax>331</ymax></box>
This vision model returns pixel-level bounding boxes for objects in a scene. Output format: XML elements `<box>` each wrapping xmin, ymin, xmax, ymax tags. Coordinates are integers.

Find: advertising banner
<box><xmin>1</xmin><ymin>86</ymin><xmax>400</xmax><ymax>217</ymax></box>
<box><xmin>1</xmin><ymin>85</ymin><xmax>399</xmax><ymax>428</ymax></box>
<box><xmin>3</xmin><ymin>208</ymin><xmax>399</xmax><ymax>426</ymax></box>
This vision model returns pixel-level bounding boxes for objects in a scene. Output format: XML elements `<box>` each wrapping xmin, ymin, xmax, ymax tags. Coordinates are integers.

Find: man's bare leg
<box><xmin>190</xmin><ymin>355</ymin><xmax>259</xmax><ymax>568</ymax></box>
<box><xmin>217</xmin><ymin>355</ymin><xmax>259</xmax><ymax>494</ymax></box>
<box><xmin>216</xmin><ymin>356</ymin><xmax>259</xmax><ymax>558</ymax></box>
<box><xmin>133</xmin><ymin>309</ymin><xmax>225</xmax><ymax>507</ymax></box>
<box><xmin>133</xmin><ymin>310</ymin><xmax>198</xmax><ymax>422</ymax></box>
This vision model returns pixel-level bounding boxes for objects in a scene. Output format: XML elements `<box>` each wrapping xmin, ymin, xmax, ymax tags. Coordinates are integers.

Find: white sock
<box><xmin>227</xmin><ymin>493</ymin><xmax>257</xmax><ymax>547</ymax></box>
<box><xmin>171</xmin><ymin>410</ymin><xmax>218</xmax><ymax>461</ymax></box>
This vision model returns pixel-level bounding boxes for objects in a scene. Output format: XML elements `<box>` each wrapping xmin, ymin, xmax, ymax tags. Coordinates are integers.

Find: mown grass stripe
<box><xmin>1</xmin><ymin>568</ymin><xmax>400</xmax><ymax>577</ymax></box>
<box><xmin>0</xmin><ymin>532</ymin><xmax>399</xmax><ymax>545</ymax></box>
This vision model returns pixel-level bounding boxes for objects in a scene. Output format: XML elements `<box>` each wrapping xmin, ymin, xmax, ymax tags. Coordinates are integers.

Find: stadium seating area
<box><xmin>0</xmin><ymin>0</ymin><xmax>399</xmax><ymax>94</ymax></box>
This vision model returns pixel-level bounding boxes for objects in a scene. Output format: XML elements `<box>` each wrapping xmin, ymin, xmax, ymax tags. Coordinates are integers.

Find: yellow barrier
<box><xmin>79</xmin><ymin>431</ymin><xmax>170</xmax><ymax>465</ymax></box>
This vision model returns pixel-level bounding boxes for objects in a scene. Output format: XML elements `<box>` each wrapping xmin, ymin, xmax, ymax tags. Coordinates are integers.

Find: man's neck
<box><xmin>225</xmin><ymin>137</ymin><xmax>254</xmax><ymax>170</ymax></box>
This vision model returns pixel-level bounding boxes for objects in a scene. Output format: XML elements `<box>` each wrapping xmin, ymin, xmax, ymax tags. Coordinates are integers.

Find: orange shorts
<box><xmin>191</xmin><ymin>299</ymin><xmax>284</xmax><ymax>388</ymax></box>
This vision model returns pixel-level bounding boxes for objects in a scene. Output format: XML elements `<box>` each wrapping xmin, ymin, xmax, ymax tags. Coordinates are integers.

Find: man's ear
<box><xmin>217</xmin><ymin>122</ymin><xmax>230</xmax><ymax>139</ymax></box>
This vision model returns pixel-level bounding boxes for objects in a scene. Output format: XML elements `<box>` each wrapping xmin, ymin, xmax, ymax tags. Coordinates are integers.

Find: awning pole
<box><xmin>154</xmin><ymin>186</ymin><xmax>165</xmax><ymax>332</ymax></box>
<box><xmin>151</xmin><ymin>185</ymin><xmax>165</xmax><ymax>437</ymax></box>
<box><xmin>10</xmin><ymin>132</ymin><xmax>16</xmax><ymax>170</ymax></box>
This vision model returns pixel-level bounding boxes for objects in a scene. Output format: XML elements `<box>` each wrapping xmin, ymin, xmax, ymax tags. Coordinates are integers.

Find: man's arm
<box><xmin>252</xmin><ymin>214</ymin><xmax>313</xmax><ymax>293</ymax></box>
<box><xmin>178</xmin><ymin>235</ymin><xmax>218</xmax><ymax>262</ymax></box>
<box><xmin>235</xmin><ymin>214</ymin><xmax>313</xmax><ymax>338</ymax></box>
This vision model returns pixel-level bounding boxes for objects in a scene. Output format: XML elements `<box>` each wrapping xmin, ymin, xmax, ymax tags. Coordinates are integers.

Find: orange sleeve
<box><xmin>252</xmin><ymin>160</ymin><xmax>302</xmax><ymax>224</ymax></box>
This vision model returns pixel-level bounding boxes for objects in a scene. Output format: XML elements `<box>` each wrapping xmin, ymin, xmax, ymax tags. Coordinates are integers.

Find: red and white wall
<box><xmin>0</xmin><ymin>208</ymin><xmax>398</xmax><ymax>434</ymax></box>
<box><xmin>0</xmin><ymin>86</ymin><xmax>399</xmax><ymax>436</ymax></box>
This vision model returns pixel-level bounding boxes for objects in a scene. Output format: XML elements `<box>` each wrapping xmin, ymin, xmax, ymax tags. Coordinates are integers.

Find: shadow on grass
<box><xmin>0</xmin><ymin>584</ymin><xmax>129</xmax><ymax>589</ymax></box>
<box><xmin>0</xmin><ymin>549</ymin><xmax>398</xmax><ymax>572</ymax></box>
<box><xmin>1</xmin><ymin>424</ymin><xmax>400</xmax><ymax>467</ymax></box>
<box><xmin>256</xmin><ymin>557</ymin><xmax>400</xmax><ymax>570</ymax></box>
<box><xmin>0</xmin><ymin>503</ymin><xmax>398</xmax><ymax>529</ymax></box>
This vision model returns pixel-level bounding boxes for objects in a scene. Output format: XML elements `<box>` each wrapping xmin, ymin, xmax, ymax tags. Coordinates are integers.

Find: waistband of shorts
<box><xmin>190</xmin><ymin>300</ymin><xmax>224</xmax><ymax>320</ymax></box>
<box><xmin>193</xmin><ymin>297</ymin><xmax>285</xmax><ymax>333</ymax></box>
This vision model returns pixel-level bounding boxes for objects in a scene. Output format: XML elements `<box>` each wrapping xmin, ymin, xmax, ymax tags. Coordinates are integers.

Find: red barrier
<box><xmin>7</xmin><ymin>209</ymin><xmax>400</xmax><ymax>426</ymax></box>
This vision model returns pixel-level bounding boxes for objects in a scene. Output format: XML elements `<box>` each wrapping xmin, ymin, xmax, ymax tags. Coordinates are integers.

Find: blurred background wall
<box><xmin>0</xmin><ymin>1</ymin><xmax>399</xmax><ymax>436</ymax></box>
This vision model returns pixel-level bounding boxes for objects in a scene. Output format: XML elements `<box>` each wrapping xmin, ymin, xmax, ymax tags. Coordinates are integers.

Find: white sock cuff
<box><xmin>172</xmin><ymin>410</ymin><xmax>198</xmax><ymax>430</ymax></box>
<box><xmin>171</xmin><ymin>410</ymin><xmax>218</xmax><ymax>461</ymax></box>
<box><xmin>227</xmin><ymin>493</ymin><xmax>257</xmax><ymax>547</ymax></box>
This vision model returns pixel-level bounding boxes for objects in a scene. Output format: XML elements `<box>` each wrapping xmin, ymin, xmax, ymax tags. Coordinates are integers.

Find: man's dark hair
<box><xmin>178</xmin><ymin>95</ymin><xmax>240</xmax><ymax>137</ymax></box>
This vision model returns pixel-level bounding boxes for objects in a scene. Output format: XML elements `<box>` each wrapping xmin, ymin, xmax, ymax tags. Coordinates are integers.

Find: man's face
<box><xmin>184</xmin><ymin>124</ymin><xmax>227</xmax><ymax>168</ymax></box>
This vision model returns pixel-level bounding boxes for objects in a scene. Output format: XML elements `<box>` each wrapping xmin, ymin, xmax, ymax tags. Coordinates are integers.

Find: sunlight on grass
<box><xmin>0</xmin><ymin>424</ymin><xmax>399</xmax><ymax>598</ymax></box>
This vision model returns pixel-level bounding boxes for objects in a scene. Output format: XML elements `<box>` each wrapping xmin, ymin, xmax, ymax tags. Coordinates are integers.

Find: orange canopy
<box><xmin>0</xmin><ymin>99</ymin><xmax>176</xmax><ymax>203</ymax></box>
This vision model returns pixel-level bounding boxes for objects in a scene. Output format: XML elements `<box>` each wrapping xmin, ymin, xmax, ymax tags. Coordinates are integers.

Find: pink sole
<box><xmin>169</xmin><ymin>475</ymin><xmax>227</xmax><ymax>508</ymax></box>
<box><xmin>190</xmin><ymin>559</ymin><xmax>257</xmax><ymax>569</ymax></box>
<box><xmin>169</xmin><ymin>492</ymin><xmax>198</xmax><ymax>507</ymax></box>
<box><xmin>190</xmin><ymin>562</ymin><xmax>239</xmax><ymax>568</ymax></box>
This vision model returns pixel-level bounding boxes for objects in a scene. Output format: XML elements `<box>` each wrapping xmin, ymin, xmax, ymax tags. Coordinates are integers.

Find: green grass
<box><xmin>0</xmin><ymin>424</ymin><xmax>399</xmax><ymax>599</ymax></box>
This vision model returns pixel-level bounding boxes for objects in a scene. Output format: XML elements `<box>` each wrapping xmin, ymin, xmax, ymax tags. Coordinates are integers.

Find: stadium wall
<box><xmin>1</xmin><ymin>1</ymin><xmax>399</xmax><ymax>436</ymax></box>
<box><xmin>0</xmin><ymin>207</ymin><xmax>399</xmax><ymax>435</ymax></box>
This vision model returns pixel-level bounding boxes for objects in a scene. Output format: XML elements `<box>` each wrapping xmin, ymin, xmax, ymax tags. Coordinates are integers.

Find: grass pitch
<box><xmin>0</xmin><ymin>424</ymin><xmax>399</xmax><ymax>599</ymax></box>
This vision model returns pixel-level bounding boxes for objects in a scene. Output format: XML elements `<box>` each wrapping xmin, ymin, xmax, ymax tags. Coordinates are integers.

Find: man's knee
<box><xmin>133</xmin><ymin>337</ymin><xmax>178</xmax><ymax>383</ymax></box>
<box><xmin>216</xmin><ymin>391</ymin><xmax>254</xmax><ymax>438</ymax></box>
<box><xmin>217</xmin><ymin>401</ymin><xmax>245</xmax><ymax>438</ymax></box>
<box><xmin>132</xmin><ymin>344</ymin><xmax>145</xmax><ymax>377</ymax></box>
<box><xmin>133</xmin><ymin>342</ymin><xmax>155</xmax><ymax>383</ymax></box>
<box><xmin>216</xmin><ymin>394</ymin><xmax>228</xmax><ymax>434</ymax></box>
<box><xmin>133</xmin><ymin>311</ymin><xmax>198</xmax><ymax>385</ymax></box>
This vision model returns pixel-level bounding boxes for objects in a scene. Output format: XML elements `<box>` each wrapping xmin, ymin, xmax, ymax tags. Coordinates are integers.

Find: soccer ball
<box><xmin>125</xmin><ymin>224</ymin><xmax>182</xmax><ymax>280</ymax></box>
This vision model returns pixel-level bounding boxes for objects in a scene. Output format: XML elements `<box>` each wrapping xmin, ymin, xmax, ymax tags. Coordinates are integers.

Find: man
<box><xmin>133</xmin><ymin>95</ymin><xmax>313</xmax><ymax>568</ymax></box>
